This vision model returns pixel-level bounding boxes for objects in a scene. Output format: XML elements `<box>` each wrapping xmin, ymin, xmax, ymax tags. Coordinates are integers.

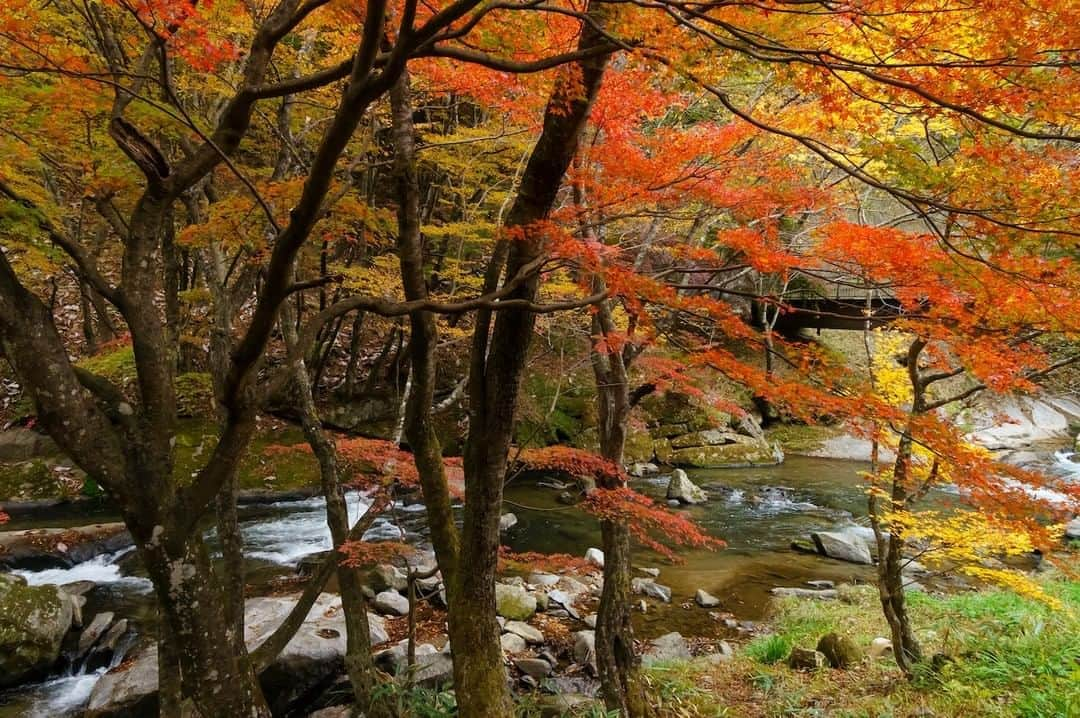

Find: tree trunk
<box><xmin>281</xmin><ymin>299</ymin><xmax>389</xmax><ymax>715</ymax></box>
<box><xmin>140</xmin><ymin>530</ymin><xmax>271</xmax><ymax>717</ymax></box>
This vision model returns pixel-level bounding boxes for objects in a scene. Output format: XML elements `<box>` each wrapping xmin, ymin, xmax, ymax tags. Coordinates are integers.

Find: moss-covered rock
<box><xmin>0</xmin><ymin>573</ymin><xmax>73</xmax><ymax>687</ymax></box>
<box><xmin>816</xmin><ymin>632</ymin><xmax>863</xmax><ymax>669</ymax></box>
<box><xmin>668</xmin><ymin>442</ymin><xmax>779</xmax><ymax>468</ymax></box>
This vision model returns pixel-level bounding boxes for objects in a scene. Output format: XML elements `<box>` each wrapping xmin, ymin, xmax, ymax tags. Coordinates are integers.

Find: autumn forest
<box><xmin>0</xmin><ymin>1</ymin><xmax>1078</xmax><ymax>716</ymax></box>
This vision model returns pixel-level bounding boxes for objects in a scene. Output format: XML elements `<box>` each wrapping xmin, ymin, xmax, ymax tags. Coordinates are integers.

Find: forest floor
<box><xmin>637</xmin><ymin>565</ymin><xmax>1079</xmax><ymax>718</ymax></box>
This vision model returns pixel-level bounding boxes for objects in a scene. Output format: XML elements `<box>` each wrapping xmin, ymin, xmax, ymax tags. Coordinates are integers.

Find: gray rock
<box><xmin>369</xmin><ymin>564</ymin><xmax>408</xmax><ymax>593</ymax></box>
<box><xmin>0</xmin><ymin>573</ymin><xmax>73</xmax><ymax>687</ymax></box>
<box><xmin>503</xmin><ymin>621</ymin><xmax>544</xmax><ymax>645</ymax></box>
<box><xmin>495</xmin><ymin>583</ymin><xmax>537</xmax><ymax>620</ymax></box>
<box><xmin>528</xmin><ymin>572</ymin><xmax>560</xmax><ymax>587</ymax></box>
<box><xmin>806</xmin><ymin>580</ymin><xmax>835</xmax><ymax>590</ymax></box>
<box><xmin>637</xmin><ymin>567</ymin><xmax>661</xmax><ymax>577</ymax></box>
<box><xmin>515</xmin><ymin>657</ymin><xmax>553</xmax><ymax>679</ymax></box>
<box><xmin>500</xmin><ymin>632</ymin><xmax>527</xmax><ymax>654</ymax></box>
<box><xmin>771</xmin><ymin>587</ymin><xmax>839</xmax><ymax>600</ymax></box>
<box><xmin>0</xmin><ymin>523</ymin><xmax>131</xmax><ymax>570</ymax></box>
<box><xmin>60</xmin><ymin>580</ymin><xmax>97</xmax><ymax>597</ymax></box>
<box><xmin>631</xmin><ymin>577</ymin><xmax>672</xmax><ymax>603</ymax></box>
<box><xmin>374</xmin><ymin>639</ymin><xmax>438</xmax><ymax>675</ymax></box>
<box><xmin>642</xmin><ymin>632</ymin><xmax>692</xmax><ymax>666</ymax></box>
<box><xmin>811</xmin><ymin>531</ymin><xmax>873</xmax><ymax>565</ymax></box>
<box><xmin>666</xmin><ymin>469</ymin><xmax>708</xmax><ymax>504</ymax></box>
<box><xmin>787</xmin><ymin>647</ymin><xmax>826</xmax><ymax>670</ymax></box>
<box><xmin>869</xmin><ymin>637</ymin><xmax>893</xmax><ymax>659</ymax></box>
<box><xmin>373</xmin><ymin>590</ymin><xmax>410</xmax><ymax>616</ymax></box>
<box><xmin>545</xmin><ymin>588</ymin><xmax>579</xmax><ymax>619</ymax></box>
<box><xmin>0</xmin><ymin>427</ymin><xmax>58</xmax><ymax>461</ymax></box>
<box><xmin>77</xmin><ymin>611</ymin><xmax>114</xmax><ymax>656</ymax></box>
<box><xmin>695</xmin><ymin>589</ymin><xmax>721</xmax><ymax>608</ymax></box>
<box><xmin>701</xmin><ymin>641</ymin><xmax>734</xmax><ymax>664</ymax></box>
<box><xmin>1065</xmin><ymin>517</ymin><xmax>1080</xmax><ymax>541</ymax></box>
<box><xmin>499</xmin><ymin>513</ymin><xmax>518</xmax><ymax>531</ymax></box>
<box><xmin>573</xmin><ymin>630</ymin><xmax>596</xmax><ymax>667</ymax></box>
<box><xmin>585</xmin><ymin>547</ymin><xmax>605</xmax><ymax>568</ymax></box>
<box><xmin>86</xmin><ymin>618</ymin><xmax>129</xmax><ymax>671</ymax></box>
<box><xmin>583</xmin><ymin>614</ymin><xmax>597</xmax><ymax>629</ymax></box>
<box><xmin>86</xmin><ymin>643</ymin><xmax>158</xmax><ymax>717</ymax></box>
<box><xmin>410</xmin><ymin>651</ymin><xmax>454</xmax><ymax>688</ymax></box>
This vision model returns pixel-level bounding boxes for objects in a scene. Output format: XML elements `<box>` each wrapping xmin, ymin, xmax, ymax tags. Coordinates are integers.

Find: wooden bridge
<box><xmin>758</xmin><ymin>275</ymin><xmax>919</xmax><ymax>333</ymax></box>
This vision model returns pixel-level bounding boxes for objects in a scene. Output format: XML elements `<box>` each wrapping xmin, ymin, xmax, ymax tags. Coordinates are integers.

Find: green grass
<box><xmin>745</xmin><ymin>634</ymin><xmax>793</xmax><ymax>665</ymax></box>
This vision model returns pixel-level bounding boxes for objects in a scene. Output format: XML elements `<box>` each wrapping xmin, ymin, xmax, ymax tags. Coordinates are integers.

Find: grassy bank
<box><xmin>643</xmin><ymin>573</ymin><xmax>1079</xmax><ymax>718</ymax></box>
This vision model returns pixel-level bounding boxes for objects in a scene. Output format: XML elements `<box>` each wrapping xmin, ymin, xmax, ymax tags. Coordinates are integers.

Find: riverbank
<box><xmin>637</xmin><ymin>571</ymin><xmax>1080</xmax><ymax>718</ymax></box>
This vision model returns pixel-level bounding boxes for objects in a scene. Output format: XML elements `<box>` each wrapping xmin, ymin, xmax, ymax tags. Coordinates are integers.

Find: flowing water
<box><xmin>2</xmin><ymin>450</ymin><xmax>1077</xmax><ymax>716</ymax></box>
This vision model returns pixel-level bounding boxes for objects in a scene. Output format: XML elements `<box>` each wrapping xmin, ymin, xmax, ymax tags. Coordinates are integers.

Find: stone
<box><xmin>869</xmin><ymin>637</ymin><xmax>893</xmax><ymax>659</ymax></box>
<box><xmin>556</xmin><ymin>491</ymin><xmax>576</xmax><ymax>505</ymax></box>
<box><xmin>545</xmin><ymin>588</ymin><xmax>579</xmax><ymax>619</ymax></box>
<box><xmin>77</xmin><ymin>611</ymin><xmax>115</xmax><ymax>657</ymax></box>
<box><xmin>669</xmin><ymin>442</ymin><xmax>778</xmax><ymax>468</ymax></box>
<box><xmin>817</xmin><ymin>632</ymin><xmax>863</xmax><ymax>669</ymax></box>
<box><xmin>495</xmin><ymin>583</ymin><xmax>537</xmax><ymax>621</ymax></box>
<box><xmin>528</xmin><ymin>572</ymin><xmax>560</xmax><ymax>587</ymax></box>
<box><xmin>639</xmin><ymin>600</ymin><xmax>648</xmax><ymax>613</ymax></box>
<box><xmin>770</xmin><ymin>587</ymin><xmax>839</xmax><ymax>600</ymax></box>
<box><xmin>1065</xmin><ymin>517</ymin><xmax>1080</xmax><ymax>541</ymax></box>
<box><xmin>60</xmin><ymin>580</ymin><xmax>97</xmax><ymax>597</ymax></box>
<box><xmin>806</xmin><ymin>580</ymin><xmax>835</xmax><ymax>589</ymax></box>
<box><xmin>410</xmin><ymin>651</ymin><xmax>454</xmax><ymax>688</ymax></box>
<box><xmin>642</xmin><ymin>632</ymin><xmax>692</xmax><ymax>666</ymax></box>
<box><xmin>585</xmin><ymin>547</ymin><xmax>605</xmax><ymax>568</ymax></box>
<box><xmin>572</xmin><ymin>630</ymin><xmax>596</xmax><ymax>666</ymax></box>
<box><xmin>374</xmin><ymin>639</ymin><xmax>438</xmax><ymax>675</ymax></box>
<box><xmin>666</xmin><ymin>469</ymin><xmax>708</xmax><ymax>504</ymax></box>
<box><xmin>670</xmin><ymin>429</ymin><xmax>741</xmax><ymax>449</ymax></box>
<box><xmin>373</xmin><ymin>590</ymin><xmax>410</xmax><ymax>616</ymax></box>
<box><xmin>583</xmin><ymin>614</ymin><xmax>597</xmax><ymax>629</ymax></box>
<box><xmin>628</xmin><ymin>462</ymin><xmax>659</xmax><ymax>477</ymax></box>
<box><xmin>88</xmin><ymin>593</ymin><xmax>389</xmax><ymax>717</ymax></box>
<box><xmin>811</xmin><ymin>530</ymin><xmax>873</xmax><ymax>565</ymax></box>
<box><xmin>499</xmin><ymin>513</ymin><xmax>518</xmax><ymax>531</ymax></box>
<box><xmin>515</xmin><ymin>657</ymin><xmax>553</xmax><ymax>679</ymax></box>
<box><xmin>536</xmin><ymin>693</ymin><xmax>602</xmax><ymax>718</ymax></box>
<box><xmin>701</xmin><ymin>641</ymin><xmax>734</xmax><ymax>664</ymax></box>
<box><xmin>500</xmin><ymin>633</ymin><xmax>527</xmax><ymax>654</ymax></box>
<box><xmin>637</xmin><ymin>567</ymin><xmax>661</xmax><ymax>577</ymax></box>
<box><xmin>0</xmin><ymin>427</ymin><xmax>58</xmax><ymax>461</ymax></box>
<box><xmin>86</xmin><ymin>618</ymin><xmax>129</xmax><ymax>671</ymax></box>
<box><xmin>503</xmin><ymin>621</ymin><xmax>544</xmax><ymax>645</ymax></box>
<box><xmin>86</xmin><ymin>643</ymin><xmax>159</xmax><ymax>717</ymax></box>
<box><xmin>631</xmin><ymin>577</ymin><xmax>672</xmax><ymax>603</ymax></box>
<box><xmin>695</xmin><ymin>589</ymin><xmax>721</xmax><ymax>608</ymax></box>
<box><xmin>0</xmin><ymin>572</ymin><xmax>73</xmax><ymax>687</ymax></box>
<box><xmin>0</xmin><ymin>523</ymin><xmax>131</xmax><ymax>570</ymax></box>
<box><xmin>369</xmin><ymin>564</ymin><xmax>408</xmax><ymax>593</ymax></box>
<box><xmin>787</xmin><ymin>647</ymin><xmax>826</xmax><ymax>671</ymax></box>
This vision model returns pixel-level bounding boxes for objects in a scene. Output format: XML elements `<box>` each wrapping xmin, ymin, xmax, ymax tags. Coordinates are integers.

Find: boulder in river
<box><xmin>810</xmin><ymin>530</ymin><xmax>873</xmax><ymax>565</ymax></box>
<box><xmin>666</xmin><ymin>469</ymin><xmax>708</xmax><ymax>504</ymax></box>
<box><xmin>0</xmin><ymin>522</ymin><xmax>131</xmax><ymax>570</ymax></box>
<box><xmin>695</xmin><ymin>589</ymin><xmax>721</xmax><ymax>608</ymax></box>
<box><xmin>0</xmin><ymin>572</ymin><xmax>74</xmax><ymax>688</ymax></box>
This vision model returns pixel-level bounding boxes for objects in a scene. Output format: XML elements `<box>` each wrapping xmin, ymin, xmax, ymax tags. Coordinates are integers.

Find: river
<box><xmin>2</xmin><ymin>450</ymin><xmax>1076</xmax><ymax>716</ymax></box>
